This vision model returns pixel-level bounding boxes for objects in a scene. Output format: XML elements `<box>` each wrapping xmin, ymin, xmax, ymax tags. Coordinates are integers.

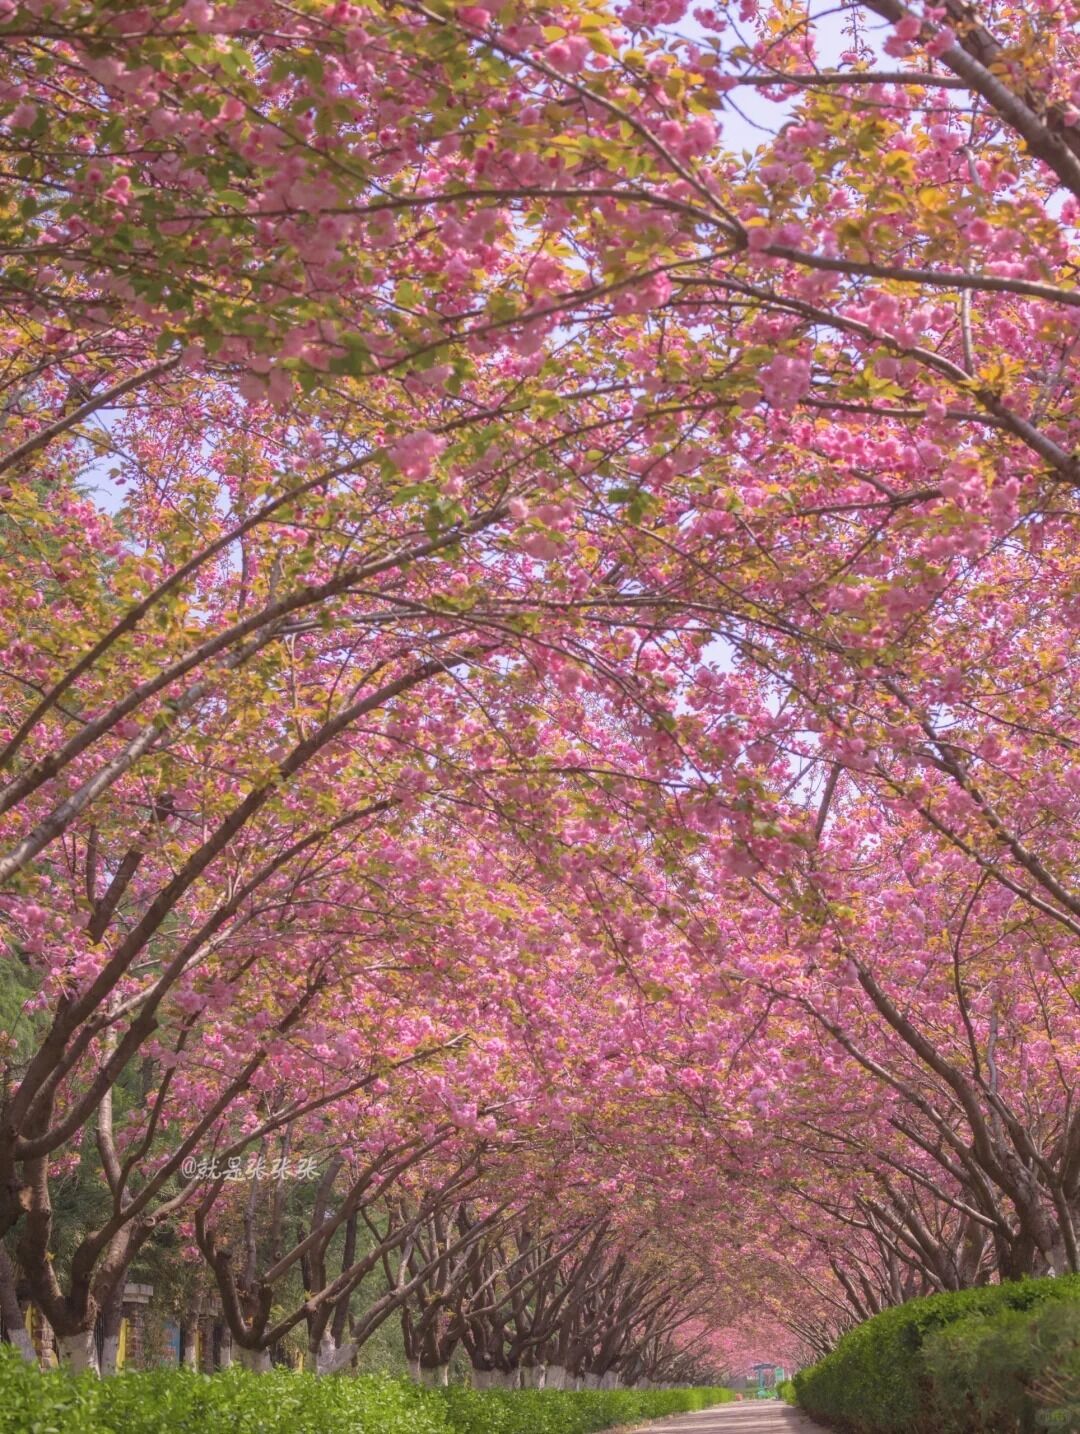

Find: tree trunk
<box><xmin>4</xmin><ymin>1321</ymin><xmax>35</xmax><ymax>1363</ymax></box>
<box><xmin>237</xmin><ymin>1345</ymin><xmax>271</xmax><ymax>1372</ymax></box>
<box><xmin>0</xmin><ymin>1250</ymin><xmax>34</xmax><ymax>1364</ymax></box>
<box><xmin>180</xmin><ymin>1295</ymin><xmax>202</xmax><ymax>1370</ymax></box>
<box><xmin>99</xmin><ymin>1282</ymin><xmax>125</xmax><ymax>1376</ymax></box>
<box><xmin>321</xmin><ymin>1338</ymin><xmax>359</xmax><ymax>1375</ymax></box>
<box><xmin>546</xmin><ymin>1364</ymin><xmax>570</xmax><ymax>1390</ymax></box>
<box><xmin>314</xmin><ymin>1331</ymin><xmax>340</xmax><ymax>1376</ymax></box>
<box><xmin>200</xmin><ymin>1317</ymin><xmax>216</xmax><ymax>1373</ymax></box>
<box><xmin>100</xmin><ymin>1329</ymin><xmax>121</xmax><ymax>1377</ymax></box>
<box><xmin>56</xmin><ymin>1329</ymin><xmax>100</xmax><ymax>1375</ymax></box>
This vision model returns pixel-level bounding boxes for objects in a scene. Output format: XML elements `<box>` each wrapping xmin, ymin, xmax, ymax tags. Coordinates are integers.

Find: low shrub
<box><xmin>438</xmin><ymin>1385</ymin><xmax>733</xmax><ymax>1434</ymax></box>
<box><xmin>792</xmin><ymin>1275</ymin><xmax>1080</xmax><ymax>1434</ymax></box>
<box><xmin>96</xmin><ymin>1367</ymin><xmax>455</xmax><ymax>1434</ymax></box>
<box><xmin>0</xmin><ymin>1348</ymin><xmax>733</xmax><ymax>1434</ymax></box>
<box><xmin>0</xmin><ymin>1342</ymin><xmax>103</xmax><ymax>1434</ymax></box>
<box><xmin>920</xmin><ymin>1298</ymin><xmax>1080</xmax><ymax>1433</ymax></box>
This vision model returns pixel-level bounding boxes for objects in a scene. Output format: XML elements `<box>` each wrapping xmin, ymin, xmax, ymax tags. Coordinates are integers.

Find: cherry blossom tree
<box><xmin>3</xmin><ymin>0</ymin><xmax>1080</xmax><ymax>1378</ymax></box>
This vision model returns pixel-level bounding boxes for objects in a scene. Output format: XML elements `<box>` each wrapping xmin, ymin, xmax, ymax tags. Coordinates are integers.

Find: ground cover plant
<box><xmin>0</xmin><ymin>1353</ymin><xmax>733</xmax><ymax>1434</ymax></box>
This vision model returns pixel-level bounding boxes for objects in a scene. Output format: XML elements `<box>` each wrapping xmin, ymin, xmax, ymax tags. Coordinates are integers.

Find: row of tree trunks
<box><xmin>1</xmin><ymin>1166</ymin><xmax>708</xmax><ymax>1380</ymax></box>
<box><xmin>393</xmin><ymin>1207</ymin><xmax>708</xmax><ymax>1390</ymax></box>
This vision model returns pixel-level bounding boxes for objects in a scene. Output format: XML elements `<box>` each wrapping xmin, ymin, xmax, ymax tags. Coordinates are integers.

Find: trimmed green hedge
<box><xmin>919</xmin><ymin>1299</ymin><xmax>1080</xmax><ymax>1433</ymax></box>
<box><xmin>437</xmin><ymin>1384</ymin><xmax>734</xmax><ymax>1434</ymax></box>
<box><xmin>793</xmin><ymin>1275</ymin><xmax>1080</xmax><ymax>1433</ymax></box>
<box><xmin>0</xmin><ymin>1349</ymin><xmax>733</xmax><ymax>1434</ymax></box>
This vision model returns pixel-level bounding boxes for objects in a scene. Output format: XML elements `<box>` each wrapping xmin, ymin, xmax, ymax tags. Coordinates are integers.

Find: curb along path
<box><xmin>640</xmin><ymin>1402</ymin><xmax>823</xmax><ymax>1434</ymax></box>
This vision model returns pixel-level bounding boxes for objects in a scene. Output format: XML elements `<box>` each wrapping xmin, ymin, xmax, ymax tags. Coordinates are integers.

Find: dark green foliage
<box><xmin>0</xmin><ymin>1349</ymin><xmax>733</xmax><ymax>1434</ymax></box>
<box><xmin>777</xmin><ymin>1378</ymin><xmax>796</xmax><ymax>1405</ymax></box>
<box><xmin>792</xmin><ymin>1275</ymin><xmax>1080</xmax><ymax>1433</ymax></box>
<box><xmin>919</xmin><ymin>1299</ymin><xmax>1080</xmax><ymax>1434</ymax></box>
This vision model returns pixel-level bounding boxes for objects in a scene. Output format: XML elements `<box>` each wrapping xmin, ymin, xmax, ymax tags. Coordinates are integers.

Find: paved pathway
<box><xmin>641</xmin><ymin>1400</ymin><xmax>821</xmax><ymax>1434</ymax></box>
